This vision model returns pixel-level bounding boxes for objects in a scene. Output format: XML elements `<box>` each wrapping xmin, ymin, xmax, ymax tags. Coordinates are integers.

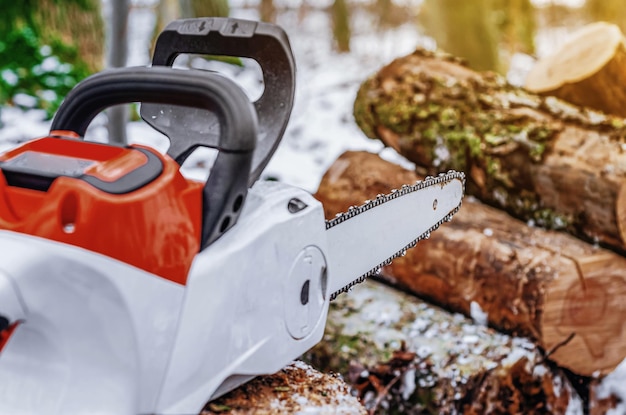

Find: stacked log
<box><xmin>352</xmin><ymin>47</ymin><xmax>626</xmax><ymax>255</ymax></box>
<box><xmin>323</xmin><ymin>38</ymin><xmax>626</xmax><ymax>412</ymax></box>
<box><xmin>315</xmin><ymin>151</ymin><xmax>626</xmax><ymax>378</ymax></box>
<box><xmin>206</xmin><ymin>30</ymin><xmax>626</xmax><ymax>413</ymax></box>
<box><xmin>314</xmin><ymin>151</ymin><xmax>622</xmax><ymax>413</ymax></box>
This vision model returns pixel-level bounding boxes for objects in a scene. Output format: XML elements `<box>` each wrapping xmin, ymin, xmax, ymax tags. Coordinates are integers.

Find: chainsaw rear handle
<box><xmin>51</xmin><ymin>66</ymin><xmax>257</xmax><ymax>250</ymax></box>
<box><xmin>147</xmin><ymin>17</ymin><xmax>296</xmax><ymax>185</ymax></box>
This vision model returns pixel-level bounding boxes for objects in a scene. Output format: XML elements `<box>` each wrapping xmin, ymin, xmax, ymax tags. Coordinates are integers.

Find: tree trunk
<box><xmin>189</xmin><ymin>0</ymin><xmax>229</xmax><ymax>17</ymax></box>
<box><xmin>104</xmin><ymin>0</ymin><xmax>130</xmax><ymax>145</ymax></box>
<box><xmin>202</xmin><ymin>361</ymin><xmax>366</xmax><ymax>414</ymax></box>
<box><xmin>420</xmin><ymin>0</ymin><xmax>500</xmax><ymax>72</ymax></box>
<box><xmin>34</xmin><ymin>0</ymin><xmax>104</xmax><ymax>73</ymax></box>
<box><xmin>353</xmin><ymin>48</ymin><xmax>626</xmax><ymax>255</ymax></box>
<box><xmin>493</xmin><ymin>0</ymin><xmax>535</xmax><ymax>56</ymax></box>
<box><xmin>332</xmin><ymin>0</ymin><xmax>351</xmax><ymax>53</ymax></box>
<box><xmin>151</xmin><ymin>0</ymin><xmax>180</xmax><ymax>56</ymax></box>
<box><xmin>525</xmin><ymin>22</ymin><xmax>626</xmax><ymax>118</ymax></box>
<box><xmin>315</xmin><ymin>150</ymin><xmax>626</xmax><ymax>377</ymax></box>
<box><xmin>304</xmin><ymin>278</ymin><xmax>590</xmax><ymax>414</ymax></box>
<box><xmin>259</xmin><ymin>0</ymin><xmax>276</xmax><ymax>23</ymax></box>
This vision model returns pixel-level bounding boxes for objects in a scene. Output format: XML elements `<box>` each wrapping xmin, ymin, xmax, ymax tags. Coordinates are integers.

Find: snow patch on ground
<box><xmin>470</xmin><ymin>301</ymin><xmax>488</xmax><ymax>326</ymax></box>
<box><xmin>596</xmin><ymin>358</ymin><xmax>626</xmax><ymax>415</ymax></box>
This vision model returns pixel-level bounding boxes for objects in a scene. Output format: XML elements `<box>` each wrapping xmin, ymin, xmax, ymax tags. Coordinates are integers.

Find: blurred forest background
<box><xmin>0</xmin><ymin>0</ymin><xmax>625</xmax><ymax>125</ymax></box>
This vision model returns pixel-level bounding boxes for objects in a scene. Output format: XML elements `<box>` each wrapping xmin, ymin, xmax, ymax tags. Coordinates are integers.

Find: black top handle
<box><xmin>51</xmin><ymin>66</ymin><xmax>257</xmax><ymax>250</ymax></box>
<box><xmin>141</xmin><ymin>17</ymin><xmax>296</xmax><ymax>185</ymax></box>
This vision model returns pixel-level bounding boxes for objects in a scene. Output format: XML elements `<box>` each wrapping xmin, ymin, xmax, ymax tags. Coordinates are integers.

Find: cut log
<box><xmin>353</xmin><ymin>47</ymin><xmax>626</xmax><ymax>254</ymax></box>
<box><xmin>201</xmin><ymin>361</ymin><xmax>366</xmax><ymax>414</ymax></box>
<box><xmin>525</xmin><ymin>22</ymin><xmax>626</xmax><ymax>118</ymax></box>
<box><xmin>303</xmin><ymin>279</ymin><xmax>585</xmax><ymax>414</ymax></box>
<box><xmin>315</xmin><ymin>151</ymin><xmax>626</xmax><ymax>377</ymax></box>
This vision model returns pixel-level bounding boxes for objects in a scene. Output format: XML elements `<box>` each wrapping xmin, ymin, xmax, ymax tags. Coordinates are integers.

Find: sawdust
<box><xmin>201</xmin><ymin>361</ymin><xmax>366</xmax><ymax>415</ymax></box>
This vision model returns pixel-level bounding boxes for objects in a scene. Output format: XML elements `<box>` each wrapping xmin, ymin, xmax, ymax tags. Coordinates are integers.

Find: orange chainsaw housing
<box><xmin>0</xmin><ymin>134</ymin><xmax>203</xmax><ymax>285</ymax></box>
<box><xmin>0</xmin><ymin>322</ymin><xmax>18</xmax><ymax>352</ymax></box>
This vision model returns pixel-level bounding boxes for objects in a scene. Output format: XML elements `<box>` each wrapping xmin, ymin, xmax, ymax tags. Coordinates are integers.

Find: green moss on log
<box><xmin>354</xmin><ymin>48</ymin><xmax>626</xmax><ymax>232</ymax></box>
<box><xmin>354</xmin><ymin>51</ymin><xmax>557</xmax><ymax>170</ymax></box>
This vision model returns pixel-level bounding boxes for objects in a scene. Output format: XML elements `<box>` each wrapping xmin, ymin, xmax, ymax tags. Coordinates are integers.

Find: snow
<box><xmin>3</xmin><ymin>0</ymin><xmax>626</xmax><ymax>411</ymax></box>
<box><xmin>401</xmin><ymin>367</ymin><xmax>416</xmax><ymax>400</ymax></box>
<box><xmin>596</xmin><ymin>358</ymin><xmax>626</xmax><ymax>415</ymax></box>
<box><xmin>470</xmin><ymin>301</ymin><xmax>488</xmax><ymax>326</ymax></box>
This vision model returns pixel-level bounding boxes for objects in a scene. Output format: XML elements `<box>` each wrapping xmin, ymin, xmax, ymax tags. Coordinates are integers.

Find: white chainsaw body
<box><xmin>0</xmin><ymin>18</ymin><xmax>466</xmax><ymax>415</ymax></box>
<box><xmin>0</xmin><ymin>180</ymin><xmax>330</xmax><ymax>415</ymax></box>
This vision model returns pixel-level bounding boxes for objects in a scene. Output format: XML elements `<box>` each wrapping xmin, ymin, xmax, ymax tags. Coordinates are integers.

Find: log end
<box><xmin>542</xmin><ymin>254</ymin><xmax>626</xmax><ymax>376</ymax></box>
<box><xmin>525</xmin><ymin>22</ymin><xmax>623</xmax><ymax>92</ymax></box>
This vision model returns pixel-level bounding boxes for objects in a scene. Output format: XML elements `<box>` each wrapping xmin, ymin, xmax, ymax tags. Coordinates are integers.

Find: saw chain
<box><xmin>326</xmin><ymin>170</ymin><xmax>465</xmax><ymax>300</ymax></box>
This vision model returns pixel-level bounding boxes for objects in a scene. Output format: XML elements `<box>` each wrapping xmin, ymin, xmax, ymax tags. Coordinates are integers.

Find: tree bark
<box><xmin>353</xmin><ymin>47</ymin><xmax>626</xmax><ymax>255</ymax></box>
<box><xmin>303</xmin><ymin>278</ymin><xmax>589</xmax><ymax>414</ymax></box>
<box><xmin>202</xmin><ymin>361</ymin><xmax>366</xmax><ymax>414</ymax></box>
<box><xmin>525</xmin><ymin>22</ymin><xmax>626</xmax><ymax>118</ymax></box>
<box><xmin>315</xmin><ymin>151</ymin><xmax>626</xmax><ymax>377</ymax></box>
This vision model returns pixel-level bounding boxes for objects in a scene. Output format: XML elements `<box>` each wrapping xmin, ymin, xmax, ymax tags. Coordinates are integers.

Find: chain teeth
<box><xmin>327</xmin><ymin>170</ymin><xmax>465</xmax><ymax>301</ymax></box>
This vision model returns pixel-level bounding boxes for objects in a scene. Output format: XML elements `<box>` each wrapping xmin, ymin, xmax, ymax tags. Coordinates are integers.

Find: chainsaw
<box><xmin>0</xmin><ymin>18</ymin><xmax>464</xmax><ymax>414</ymax></box>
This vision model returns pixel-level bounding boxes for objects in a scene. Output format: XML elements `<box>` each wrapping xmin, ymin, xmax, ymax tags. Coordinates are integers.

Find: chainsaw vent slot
<box><xmin>233</xmin><ymin>194</ymin><xmax>243</xmax><ymax>213</ymax></box>
<box><xmin>60</xmin><ymin>192</ymin><xmax>79</xmax><ymax>234</ymax></box>
<box><xmin>300</xmin><ymin>280</ymin><xmax>310</xmax><ymax>305</ymax></box>
<box><xmin>220</xmin><ymin>216</ymin><xmax>231</xmax><ymax>233</ymax></box>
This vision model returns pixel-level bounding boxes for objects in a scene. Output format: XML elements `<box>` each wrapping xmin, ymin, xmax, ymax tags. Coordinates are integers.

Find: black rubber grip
<box><xmin>51</xmin><ymin>66</ymin><xmax>257</xmax><ymax>250</ymax></box>
<box><xmin>52</xmin><ymin>66</ymin><xmax>256</xmax><ymax>152</ymax></box>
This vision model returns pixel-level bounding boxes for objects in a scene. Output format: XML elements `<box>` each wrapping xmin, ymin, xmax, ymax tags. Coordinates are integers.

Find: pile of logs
<box><xmin>310</xmin><ymin>22</ymin><xmax>626</xmax><ymax>413</ymax></box>
<box><xmin>198</xmin><ymin>23</ymin><xmax>626</xmax><ymax>414</ymax></box>
<box><xmin>314</xmin><ymin>151</ymin><xmax>621</xmax><ymax>414</ymax></box>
